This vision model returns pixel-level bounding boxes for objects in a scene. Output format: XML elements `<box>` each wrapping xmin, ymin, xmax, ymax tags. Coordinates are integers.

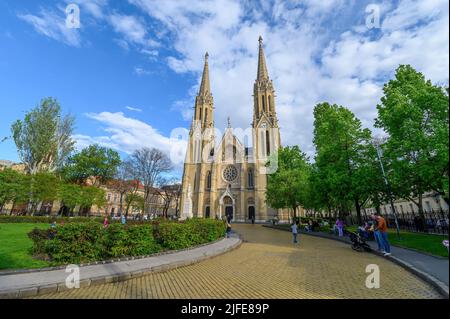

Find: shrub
<box><xmin>0</xmin><ymin>215</ymin><xmax>104</xmax><ymax>224</ymax></box>
<box><xmin>156</xmin><ymin>218</ymin><xmax>226</xmax><ymax>250</ymax></box>
<box><xmin>44</xmin><ymin>222</ymin><xmax>104</xmax><ymax>264</ymax></box>
<box><xmin>28</xmin><ymin>218</ymin><xmax>225</xmax><ymax>265</ymax></box>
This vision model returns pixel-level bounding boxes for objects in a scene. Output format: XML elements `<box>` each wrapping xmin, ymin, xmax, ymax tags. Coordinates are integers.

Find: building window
<box><xmin>268</xmin><ymin>95</ymin><xmax>271</xmax><ymax>112</ymax></box>
<box><xmin>248</xmin><ymin>169</ymin><xmax>254</xmax><ymax>188</ymax></box>
<box><xmin>262</xmin><ymin>95</ymin><xmax>266</xmax><ymax>112</ymax></box>
<box><xmin>107</xmin><ymin>193</ymin><xmax>111</xmax><ymax>201</ymax></box>
<box><xmin>114</xmin><ymin>194</ymin><xmax>118</xmax><ymax>203</ymax></box>
<box><xmin>206</xmin><ymin>171</ymin><xmax>211</xmax><ymax>190</ymax></box>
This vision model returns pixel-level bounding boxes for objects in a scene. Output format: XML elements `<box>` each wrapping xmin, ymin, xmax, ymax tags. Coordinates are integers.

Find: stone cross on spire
<box><xmin>227</xmin><ymin>116</ymin><xmax>231</xmax><ymax>128</ymax></box>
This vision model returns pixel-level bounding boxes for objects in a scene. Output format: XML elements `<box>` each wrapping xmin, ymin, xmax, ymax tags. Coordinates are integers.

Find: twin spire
<box><xmin>198</xmin><ymin>36</ymin><xmax>269</xmax><ymax>96</ymax></box>
<box><xmin>198</xmin><ymin>52</ymin><xmax>211</xmax><ymax>96</ymax></box>
<box><xmin>257</xmin><ymin>36</ymin><xmax>269</xmax><ymax>81</ymax></box>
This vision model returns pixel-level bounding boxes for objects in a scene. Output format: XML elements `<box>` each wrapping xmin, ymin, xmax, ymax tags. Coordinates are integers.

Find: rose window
<box><xmin>223</xmin><ymin>165</ymin><xmax>238</xmax><ymax>182</ymax></box>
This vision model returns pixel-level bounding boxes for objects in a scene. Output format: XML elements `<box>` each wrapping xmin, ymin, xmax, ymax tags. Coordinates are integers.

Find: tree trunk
<box><xmin>354</xmin><ymin>198</ymin><xmax>362</xmax><ymax>225</ymax></box>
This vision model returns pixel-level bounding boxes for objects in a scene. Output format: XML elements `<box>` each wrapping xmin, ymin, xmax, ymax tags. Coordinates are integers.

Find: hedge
<box><xmin>0</xmin><ymin>215</ymin><xmax>104</xmax><ymax>224</ymax></box>
<box><xmin>28</xmin><ymin>218</ymin><xmax>226</xmax><ymax>265</ymax></box>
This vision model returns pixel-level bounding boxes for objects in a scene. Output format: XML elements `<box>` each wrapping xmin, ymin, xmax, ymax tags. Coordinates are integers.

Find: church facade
<box><xmin>180</xmin><ymin>37</ymin><xmax>289</xmax><ymax>223</ymax></box>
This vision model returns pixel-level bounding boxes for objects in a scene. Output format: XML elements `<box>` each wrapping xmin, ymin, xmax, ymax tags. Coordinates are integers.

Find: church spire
<box><xmin>199</xmin><ymin>52</ymin><xmax>211</xmax><ymax>95</ymax></box>
<box><xmin>257</xmin><ymin>36</ymin><xmax>269</xmax><ymax>80</ymax></box>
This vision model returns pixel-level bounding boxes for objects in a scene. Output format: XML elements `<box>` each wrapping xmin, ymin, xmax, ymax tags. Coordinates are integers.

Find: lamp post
<box><xmin>372</xmin><ymin>137</ymin><xmax>401</xmax><ymax>237</ymax></box>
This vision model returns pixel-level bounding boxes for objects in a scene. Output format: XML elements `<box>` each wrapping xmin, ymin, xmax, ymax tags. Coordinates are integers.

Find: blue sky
<box><xmin>0</xmin><ymin>0</ymin><xmax>448</xmax><ymax>176</ymax></box>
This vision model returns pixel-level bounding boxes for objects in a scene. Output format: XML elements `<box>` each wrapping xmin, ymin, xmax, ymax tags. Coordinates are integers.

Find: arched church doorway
<box><xmin>248</xmin><ymin>206</ymin><xmax>255</xmax><ymax>221</ymax></box>
<box><xmin>224</xmin><ymin>196</ymin><xmax>233</xmax><ymax>222</ymax></box>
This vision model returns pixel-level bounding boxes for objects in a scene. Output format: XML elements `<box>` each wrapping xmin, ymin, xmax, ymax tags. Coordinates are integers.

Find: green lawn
<box><xmin>345</xmin><ymin>226</ymin><xmax>449</xmax><ymax>257</ymax></box>
<box><xmin>0</xmin><ymin>223</ymin><xmax>50</xmax><ymax>270</ymax></box>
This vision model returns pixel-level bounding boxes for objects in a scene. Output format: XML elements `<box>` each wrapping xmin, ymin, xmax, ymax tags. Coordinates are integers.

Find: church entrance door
<box><xmin>225</xmin><ymin>206</ymin><xmax>233</xmax><ymax>222</ymax></box>
<box><xmin>248</xmin><ymin>206</ymin><xmax>255</xmax><ymax>222</ymax></box>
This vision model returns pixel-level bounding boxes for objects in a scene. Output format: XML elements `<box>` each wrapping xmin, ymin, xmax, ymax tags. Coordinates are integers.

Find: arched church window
<box><xmin>266</xmin><ymin>130</ymin><xmax>270</xmax><ymax>156</ymax></box>
<box><xmin>205</xmin><ymin>108</ymin><xmax>208</xmax><ymax>124</ymax></box>
<box><xmin>248</xmin><ymin>169</ymin><xmax>254</xmax><ymax>188</ymax></box>
<box><xmin>262</xmin><ymin>95</ymin><xmax>266</xmax><ymax>112</ymax></box>
<box><xmin>199</xmin><ymin>107</ymin><xmax>202</xmax><ymax>121</ymax></box>
<box><xmin>206</xmin><ymin>171</ymin><xmax>211</xmax><ymax>190</ymax></box>
<box><xmin>268</xmin><ymin>95</ymin><xmax>271</xmax><ymax>112</ymax></box>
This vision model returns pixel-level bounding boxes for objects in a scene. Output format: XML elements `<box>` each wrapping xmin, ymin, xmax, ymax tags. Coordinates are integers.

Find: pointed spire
<box><xmin>198</xmin><ymin>52</ymin><xmax>211</xmax><ymax>95</ymax></box>
<box><xmin>257</xmin><ymin>36</ymin><xmax>269</xmax><ymax>80</ymax></box>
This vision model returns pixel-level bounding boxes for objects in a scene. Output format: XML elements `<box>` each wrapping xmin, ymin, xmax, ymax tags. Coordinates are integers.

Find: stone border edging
<box><xmin>264</xmin><ymin>225</ymin><xmax>449</xmax><ymax>299</ymax></box>
<box><xmin>0</xmin><ymin>236</ymin><xmax>242</xmax><ymax>299</ymax></box>
<box><xmin>0</xmin><ymin>237</ymin><xmax>226</xmax><ymax>276</ymax></box>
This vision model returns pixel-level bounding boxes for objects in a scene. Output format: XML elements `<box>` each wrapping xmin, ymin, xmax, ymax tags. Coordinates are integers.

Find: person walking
<box><xmin>336</xmin><ymin>218</ymin><xmax>344</xmax><ymax>237</ymax></box>
<box><xmin>103</xmin><ymin>216</ymin><xmax>109</xmax><ymax>228</ymax></box>
<box><xmin>291</xmin><ymin>220</ymin><xmax>299</xmax><ymax>244</ymax></box>
<box><xmin>370</xmin><ymin>215</ymin><xmax>383</xmax><ymax>252</ymax></box>
<box><xmin>375</xmin><ymin>213</ymin><xmax>391</xmax><ymax>256</ymax></box>
<box><xmin>226</xmin><ymin>221</ymin><xmax>232</xmax><ymax>238</ymax></box>
<box><xmin>121</xmin><ymin>214</ymin><xmax>126</xmax><ymax>225</ymax></box>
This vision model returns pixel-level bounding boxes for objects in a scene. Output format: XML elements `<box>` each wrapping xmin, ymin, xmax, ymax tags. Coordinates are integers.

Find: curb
<box><xmin>0</xmin><ymin>236</ymin><xmax>242</xmax><ymax>299</ymax></box>
<box><xmin>264</xmin><ymin>225</ymin><xmax>449</xmax><ymax>299</ymax></box>
<box><xmin>0</xmin><ymin>237</ymin><xmax>226</xmax><ymax>276</ymax></box>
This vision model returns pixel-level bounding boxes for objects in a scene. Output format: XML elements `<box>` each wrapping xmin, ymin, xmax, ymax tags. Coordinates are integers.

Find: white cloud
<box><xmin>74</xmin><ymin>112</ymin><xmax>187</xmax><ymax>167</ymax></box>
<box><xmin>133</xmin><ymin>66</ymin><xmax>152</xmax><ymax>75</ymax></box>
<box><xmin>128</xmin><ymin>0</ymin><xmax>448</xmax><ymax>156</ymax></box>
<box><xmin>125</xmin><ymin>106</ymin><xmax>143</xmax><ymax>112</ymax></box>
<box><xmin>108</xmin><ymin>13</ymin><xmax>160</xmax><ymax>52</ymax></box>
<box><xmin>18</xmin><ymin>8</ymin><xmax>81</xmax><ymax>47</ymax></box>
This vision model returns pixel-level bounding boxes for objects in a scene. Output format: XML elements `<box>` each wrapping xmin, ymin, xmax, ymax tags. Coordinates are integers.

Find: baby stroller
<box><xmin>347</xmin><ymin>231</ymin><xmax>372</xmax><ymax>252</ymax></box>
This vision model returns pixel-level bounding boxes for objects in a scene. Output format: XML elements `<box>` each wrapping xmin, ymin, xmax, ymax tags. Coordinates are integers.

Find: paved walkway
<box><xmin>279</xmin><ymin>227</ymin><xmax>449</xmax><ymax>287</ymax></box>
<box><xmin>33</xmin><ymin>225</ymin><xmax>442</xmax><ymax>299</ymax></box>
<box><xmin>0</xmin><ymin>236</ymin><xmax>241</xmax><ymax>298</ymax></box>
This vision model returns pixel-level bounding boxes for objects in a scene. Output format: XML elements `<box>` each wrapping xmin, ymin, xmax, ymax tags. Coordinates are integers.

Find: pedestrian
<box><xmin>251</xmin><ymin>215</ymin><xmax>255</xmax><ymax>224</ymax></box>
<box><xmin>370</xmin><ymin>215</ymin><xmax>383</xmax><ymax>251</ymax></box>
<box><xmin>374</xmin><ymin>213</ymin><xmax>391</xmax><ymax>256</ymax></box>
<box><xmin>291</xmin><ymin>220</ymin><xmax>298</xmax><ymax>244</ymax></box>
<box><xmin>121</xmin><ymin>214</ymin><xmax>126</xmax><ymax>225</ymax></box>
<box><xmin>226</xmin><ymin>221</ymin><xmax>232</xmax><ymax>238</ymax></box>
<box><xmin>103</xmin><ymin>216</ymin><xmax>109</xmax><ymax>228</ymax></box>
<box><xmin>336</xmin><ymin>218</ymin><xmax>344</xmax><ymax>237</ymax></box>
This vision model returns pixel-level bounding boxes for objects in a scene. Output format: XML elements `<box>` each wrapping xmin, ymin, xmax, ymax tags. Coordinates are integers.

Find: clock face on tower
<box><xmin>222</xmin><ymin>165</ymin><xmax>238</xmax><ymax>182</ymax></box>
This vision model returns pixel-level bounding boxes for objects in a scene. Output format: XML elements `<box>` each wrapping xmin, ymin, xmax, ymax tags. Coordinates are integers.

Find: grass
<box><xmin>346</xmin><ymin>225</ymin><xmax>448</xmax><ymax>257</ymax></box>
<box><xmin>0</xmin><ymin>223</ymin><xmax>50</xmax><ymax>270</ymax></box>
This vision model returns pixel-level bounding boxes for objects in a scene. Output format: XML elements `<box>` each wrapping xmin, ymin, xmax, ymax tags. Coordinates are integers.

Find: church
<box><xmin>180</xmin><ymin>37</ymin><xmax>289</xmax><ymax>223</ymax></box>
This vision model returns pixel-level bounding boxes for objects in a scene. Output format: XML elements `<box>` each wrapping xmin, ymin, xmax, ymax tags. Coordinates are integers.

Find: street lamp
<box><xmin>372</xmin><ymin>137</ymin><xmax>401</xmax><ymax>237</ymax></box>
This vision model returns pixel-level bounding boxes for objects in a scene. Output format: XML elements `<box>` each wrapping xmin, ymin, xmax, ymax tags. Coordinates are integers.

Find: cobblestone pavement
<box><xmin>35</xmin><ymin>224</ymin><xmax>442</xmax><ymax>299</ymax></box>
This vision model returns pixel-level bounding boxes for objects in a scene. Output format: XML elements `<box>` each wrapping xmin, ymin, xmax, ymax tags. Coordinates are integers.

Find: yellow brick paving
<box><xmin>35</xmin><ymin>224</ymin><xmax>441</xmax><ymax>299</ymax></box>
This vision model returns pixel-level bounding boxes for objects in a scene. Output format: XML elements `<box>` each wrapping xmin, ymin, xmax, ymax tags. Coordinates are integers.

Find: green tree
<box><xmin>58</xmin><ymin>183</ymin><xmax>82</xmax><ymax>215</ymax></box>
<box><xmin>266</xmin><ymin>146</ymin><xmax>311</xmax><ymax>219</ymax></box>
<box><xmin>375</xmin><ymin>65</ymin><xmax>449</xmax><ymax>218</ymax></box>
<box><xmin>28</xmin><ymin>172</ymin><xmax>60</xmax><ymax>214</ymax></box>
<box><xmin>11</xmin><ymin>97</ymin><xmax>75</xmax><ymax>174</ymax></box>
<box><xmin>78</xmin><ymin>186</ymin><xmax>106</xmax><ymax>215</ymax></box>
<box><xmin>313</xmin><ymin>102</ymin><xmax>381</xmax><ymax>223</ymax></box>
<box><xmin>62</xmin><ymin>144</ymin><xmax>121</xmax><ymax>186</ymax></box>
<box><xmin>0</xmin><ymin>168</ymin><xmax>28</xmax><ymax>213</ymax></box>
